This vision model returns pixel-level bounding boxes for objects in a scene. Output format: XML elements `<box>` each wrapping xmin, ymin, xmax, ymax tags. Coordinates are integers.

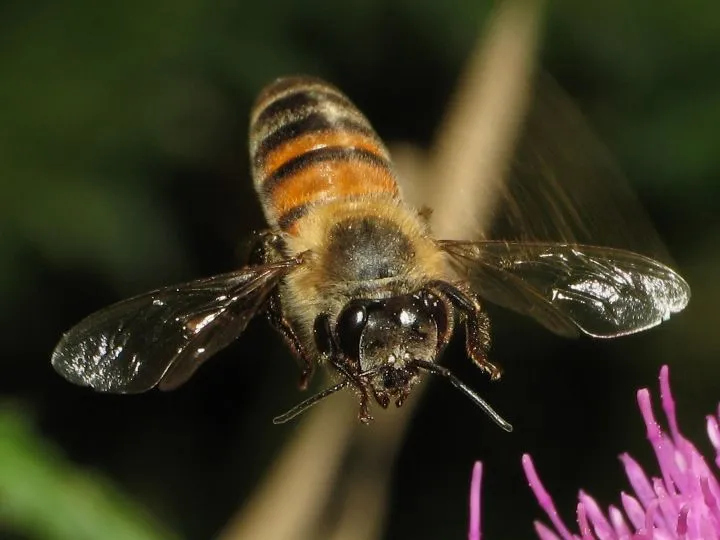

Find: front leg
<box><xmin>314</xmin><ymin>314</ymin><xmax>373</xmax><ymax>423</ymax></box>
<box><xmin>249</xmin><ymin>231</ymin><xmax>315</xmax><ymax>390</ymax></box>
<box><xmin>464</xmin><ymin>308</ymin><xmax>501</xmax><ymax>381</ymax></box>
<box><xmin>427</xmin><ymin>281</ymin><xmax>502</xmax><ymax>381</ymax></box>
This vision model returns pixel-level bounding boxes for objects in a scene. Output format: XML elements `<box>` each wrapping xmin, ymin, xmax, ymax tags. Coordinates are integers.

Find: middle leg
<box><xmin>249</xmin><ymin>231</ymin><xmax>315</xmax><ymax>389</ymax></box>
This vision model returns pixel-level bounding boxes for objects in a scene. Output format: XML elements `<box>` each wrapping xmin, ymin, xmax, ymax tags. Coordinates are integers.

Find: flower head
<box><xmin>523</xmin><ymin>365</ymin><xmax>720</xmax><ymax>539</ymax></box>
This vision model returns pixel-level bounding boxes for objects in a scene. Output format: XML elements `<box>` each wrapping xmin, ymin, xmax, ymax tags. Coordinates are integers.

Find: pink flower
<box><xmin>469</xmin><ymin>461</ymin><xmax>483</xmax><ymax>540</ymax></box>
<box><xmin>468</xmin><ymin>365</ymin><xmax>720</xmax><ymax>539</ymax></box>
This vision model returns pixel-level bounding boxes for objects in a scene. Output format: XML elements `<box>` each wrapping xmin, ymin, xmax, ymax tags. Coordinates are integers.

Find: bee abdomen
<box><xmin>249</xmin><ymin>76</ymin><xmax>400</xmax><ymax>234</ymax></box>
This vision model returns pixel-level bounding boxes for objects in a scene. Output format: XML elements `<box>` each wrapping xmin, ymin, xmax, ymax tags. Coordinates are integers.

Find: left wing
<box><xmin>440</xmin><ymin>240</ymin><xmax>690</xmax><ymax>338</ymax></box>
<box><xmin>51</xmin><ymin>257</ymin><xmax>302</xmax><ymax>393</ymax></box>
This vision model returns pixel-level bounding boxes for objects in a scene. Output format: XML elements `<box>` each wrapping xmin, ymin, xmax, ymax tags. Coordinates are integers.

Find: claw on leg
<box><xmin>358</xmin><ymin>397</ymin><xmax>374</xmax><ymax>424</ymax></box>
<box><xmin>465</xmin><ymin>309</ymin><xmax>502</xmax><ymax>381</ymax></box>
<box><xmin>298</xmin><ymin>362</ymin><xmax>314</xmax><ymax>391</ymax></box>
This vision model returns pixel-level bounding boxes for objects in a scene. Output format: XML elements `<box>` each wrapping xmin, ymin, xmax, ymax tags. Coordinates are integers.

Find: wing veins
<box><xmin>51</xmin><ymin>257</ymin><xmax>304</xmax><ymax>392</ymax></box>
<box><xmin>439</xmin><ymin>240</ymin><xmax>690</xmax><ymax>338</ymax></box>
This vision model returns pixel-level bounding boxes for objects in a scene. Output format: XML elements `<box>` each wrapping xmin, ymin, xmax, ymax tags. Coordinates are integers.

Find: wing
<box><xmin>493</xmin><ymin>75</ymin><xmax>673</xmax><ymax>260</ymax></box>
<box><xmin>430</xmin><ymin>72</ymin><xmax>678</xmax><ymax>267</ymax></box>
<box><xmin>51</xmin><ymin>258</ymin><xmax>302</xmax><ymax>393</ymax></box>
<box><xmin>440</xmin><ymin>240</ymin><xmax>690</xmax><ymax>338</ymax></box>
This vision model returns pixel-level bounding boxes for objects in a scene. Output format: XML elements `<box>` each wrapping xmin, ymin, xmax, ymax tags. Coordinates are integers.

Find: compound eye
<box><xmin>420</xmin><ymin>291</ymin><xmax>448</xmax><ymax>338</ymax></box>
<box><xmin>336</xmin><ymin>303</ymin><xmax>368</xmax><ymax>360</ymax></box>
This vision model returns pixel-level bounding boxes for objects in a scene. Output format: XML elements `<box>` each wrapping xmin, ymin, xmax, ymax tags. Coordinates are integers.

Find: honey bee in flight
<box><xmin>51</xmin><ymin>76</ymin><xmax>690</xmax><ymax>430</ymax></box>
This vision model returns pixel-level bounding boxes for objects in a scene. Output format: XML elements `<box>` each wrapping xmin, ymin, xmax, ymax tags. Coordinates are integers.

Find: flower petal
<box><xmin>607</xmin><ymin>504</ymin><xmax>632</xmax><ymax>538</ymax></box>
<box><xmin>706</xmin><ymin>415</ymin><xmax>720</xmax><ymax>469</ymax></box>
<box><xmin>659</xmin><ymin>365</ymin><xmax>680</xmax><ymax>443</ymax></box>
<box><xmin>578</xmin><ymin>491</ymin><xmax>612</xmax><ymax>538</ymax></box>
<box><xmin>535</xmin><ymin>521</ymin><xmax>563</xmax><ymax>540</ymax></box>
<box><xmin>620</xmin><ymin>492</ymin><xmax>647</xmax><ymax>531</ymax></box>
<box><xmin>469</xmin><ymin>461</ymin><xmax>482</xmax><ymax>540</ymax></box>
<box><xmin>522</xmin><ymin>454</ymin><xmax>578</xmax><ymax>540</ymax></box>
<box><xmin>575</xmin><ymin>502</ymin><xmax>595</xmax><ymax>540</ymax></box>
<box><xmin>652</xmin><ymin>478</ymin><xmax>679</xmax><ymax>531</ymax></box>
<box><xmin>637</xmin><ymin>388</ymin><xmax>678</xmax><ymax>500</ymax></box>
<box><xmin>620</xmin><ymin>453</ymin><xmax>657</xmax><ymax>515</ymax></box>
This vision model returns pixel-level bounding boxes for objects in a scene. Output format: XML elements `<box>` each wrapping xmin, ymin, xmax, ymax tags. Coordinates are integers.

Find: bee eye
<box><xmin>420</xmin><ymin>291</ymin><xmax>448</xmax><ymax>338</ymax></box>
<box><xmin>313</xmin><ymin>314</ymin><xmax>333</xmax><ymax>356</ymax></box>
<box><xmin>336</xmin><ymin>303</ymin><xmax>368</xmax><ymax>360</ymax></box>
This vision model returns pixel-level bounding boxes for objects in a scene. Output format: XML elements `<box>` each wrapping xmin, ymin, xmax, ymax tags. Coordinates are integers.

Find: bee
<box><xmin>51</xmin><ymin>75</ymin><xmax>690</xmax><ymax>430</ymax></box>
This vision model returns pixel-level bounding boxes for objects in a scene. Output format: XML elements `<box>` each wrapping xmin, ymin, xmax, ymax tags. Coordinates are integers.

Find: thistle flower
<box><xmin>523</xmin><ymin>365</ymin><xmax>720</xmax><ymax>539</ymax></box>
<box><xmin>468</xmin><ymin>365</ymin><xmax>720</xmax><ymax>539</ymax></box>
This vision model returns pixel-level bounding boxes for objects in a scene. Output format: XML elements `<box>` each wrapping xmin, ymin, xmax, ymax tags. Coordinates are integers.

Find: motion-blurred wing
<box><xmin>433</xmin><ymin>73</ymin><xmax>678</xmax><ymax>267</ymax></box>
<box><xmin>51</xmin><ymin>258</ymin><xmax>301</xmax><ymax>393</ymax></box>
<box><xmin>441</xmin><ymin>240</ymin><xmax>690</xmax><ymax>338</ymax></box>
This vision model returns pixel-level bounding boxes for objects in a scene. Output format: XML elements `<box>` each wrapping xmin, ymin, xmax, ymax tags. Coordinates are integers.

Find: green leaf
<box><xmin>0</xmin><ymin>405</ymin><xmax>180</xmax><ymax>540</ymax></box>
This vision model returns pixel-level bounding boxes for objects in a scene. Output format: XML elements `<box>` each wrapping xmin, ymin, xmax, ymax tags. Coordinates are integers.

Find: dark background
<box><xmin>2</xmin><ymin>1</ymin><xmax>719</xmax><ymax>539</ymax></box>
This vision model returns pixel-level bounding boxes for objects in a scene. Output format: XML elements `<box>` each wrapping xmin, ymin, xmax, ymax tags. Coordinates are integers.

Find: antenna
<box><xmin>272</xmin><ymin>380</ymin><xmax>349</xmax><ymax>424</ymax></box>
<box><xmin>413</xmin><ymin>359</ymin><xmax>513</xmax><ymax>432</ymax></box>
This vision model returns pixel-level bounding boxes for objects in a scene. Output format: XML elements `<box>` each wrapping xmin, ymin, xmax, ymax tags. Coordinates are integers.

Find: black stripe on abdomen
<box><xmin>253</xmin><ymin>113</ymin><xmax>377</xmax><ymax>170</ymax></box>
<box><xmin>261</xmin><ymin>146</ymin><xmax>392</xmax><ymax>197</ymax></box>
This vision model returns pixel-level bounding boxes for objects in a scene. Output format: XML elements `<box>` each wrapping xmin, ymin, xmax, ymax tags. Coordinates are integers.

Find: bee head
<box><xmin>333</xmin><ymin>291</ymin><xmax>448</xmax><ymax>408</ymax></box>
<box><xmin>279</xmin><ymin>287</ymin><xmax>510</xmax><ymax>431</ymax></box>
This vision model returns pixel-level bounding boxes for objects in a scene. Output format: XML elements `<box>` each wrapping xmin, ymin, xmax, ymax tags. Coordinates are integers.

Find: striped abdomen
<box><xmin>249</xmin><ymin>76</ymin><xmax>400</xmax><ymax>235</ymax></box>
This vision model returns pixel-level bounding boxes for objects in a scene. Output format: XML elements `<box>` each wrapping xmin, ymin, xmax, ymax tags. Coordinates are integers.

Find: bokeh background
<box><xmin>2</xmin><ymin>0</ymin><xmax>719</xmax><ymax>539</ymax></box>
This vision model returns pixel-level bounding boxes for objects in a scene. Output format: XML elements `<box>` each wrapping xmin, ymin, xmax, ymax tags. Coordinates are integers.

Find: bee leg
<box><xmin>247</xmin><ymin>230</ymin><xmax>285</xmax><ymax>265</ymax></box>
<box><xmin>249</xmin><ymin>230</ymin><xmax>315</xmax><ymax>390</ymax></box>
<box><xmin>349</xmin><ymin>384</ymin><xmax>373</xmax><ymax>424</ymax></box>
<box><xmin>393</xmin><ymin>387</ymin><xmax>410</xmax><ymax>408</ymax></box>
<box><xmin>266</xmin><ymin>293</ymin><xmax>315</xmax><ymax>390</ymax></box>
<box><xmin>316</xmin><ymin>313</ymin><xmax>373</xmax><ymax>423</ymax></box>
<box><xmin>465</xmin><ymin>309</ymin><xmax>502</xmax><ymax>381</ymax></box>
<box><xmin>372</xmin><ymin>388</ymin><xmax>391</xmax><ymax>409</ymax></box>
<box><xmin>427</xmin><ymin>281</ymin><xmax>502</xmax><ymax>381</ymax></box>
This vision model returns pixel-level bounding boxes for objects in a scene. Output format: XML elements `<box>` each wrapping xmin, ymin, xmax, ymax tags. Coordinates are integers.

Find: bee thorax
<box><xmin>325</xmin><ymin>216</ymin><xmax>416</xmax><ymax>282</ymax></box>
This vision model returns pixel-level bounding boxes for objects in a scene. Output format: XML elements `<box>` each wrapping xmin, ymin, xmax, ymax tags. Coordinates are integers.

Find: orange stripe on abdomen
<box><xmin>270</xmin><ymin>155</ymin><xmax>398</xmax><ymax>228</ymax></box>
<box><xmin>261</xmin><ymin>130</ymin><xmax>388</xmax><ymax>179</ymax></box>
<box><xmin>249</xmin><ymin>76</ymin><xmax>399</xmax><ymax>234</ymax></box>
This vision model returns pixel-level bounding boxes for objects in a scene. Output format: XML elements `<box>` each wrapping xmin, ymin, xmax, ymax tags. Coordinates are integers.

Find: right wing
<box><xmin>441</xmin><ymin>240</ymin><xmax>690</xmax><ymax>338</ymax></box>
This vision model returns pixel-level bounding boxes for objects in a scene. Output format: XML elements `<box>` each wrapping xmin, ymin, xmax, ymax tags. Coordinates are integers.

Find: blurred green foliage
<box><xmin>1</xmin><ymin>0</ymin><xmax>719</xmax><ymax>539</ymax></box>
<box><xmin>0</xmin><ymin>404</ymin><xmax>176</xmax><ymax>540</ymax></box>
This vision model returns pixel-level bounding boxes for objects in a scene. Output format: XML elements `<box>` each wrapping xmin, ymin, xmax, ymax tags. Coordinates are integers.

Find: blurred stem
<box><xmin>217</xmin><ymin>384</ymin><xmax>357</xmax><ymax>540</ymax></box>
<box><xmin>219</xmin><ymin>1</ymin><xmax>544</xmax><ymax>539</ymax></box>
<box><xmin>429</xmin><ymin>0</ymin><xmax>545</xmax><ymax>240</ymax></box>
<box><xmin>322</xmin><ymin>405</ymin><xmax>417</xmax><ymax>540</ymax></box>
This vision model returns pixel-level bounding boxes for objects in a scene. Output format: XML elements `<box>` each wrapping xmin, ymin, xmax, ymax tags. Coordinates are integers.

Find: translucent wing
<box><xmin>440</xmin><ymin>240</ymin><xmax>690</xmax><ymax>338</ymax></box>
<box><xmin>51</xmin><ymin>258</ymin><xmax>301</xmax><ymax>393</ymax></box>
<box><xmin>480</xmin><ymin>73</ymin><xmax>676</xmax><ymax>264</ymax></box>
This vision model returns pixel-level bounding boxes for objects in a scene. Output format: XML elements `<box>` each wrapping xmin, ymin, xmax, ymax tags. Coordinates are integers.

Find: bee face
<box><xmin>331</xmin><ymin>291</ymin><xmax>448</xmax><ymax>408</ymax></box>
